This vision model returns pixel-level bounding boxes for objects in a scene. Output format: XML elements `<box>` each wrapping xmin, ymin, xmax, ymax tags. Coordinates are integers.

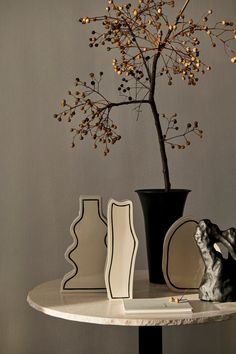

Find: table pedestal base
<box><xmin>139</xmin><ymin>327</ymin><xmax>162</xmax><ymax>354</ymax></box>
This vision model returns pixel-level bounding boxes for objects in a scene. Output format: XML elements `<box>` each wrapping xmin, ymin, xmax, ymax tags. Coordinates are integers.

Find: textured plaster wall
<box><xmin>0</xmin><ymin>0</ymin><xmax>236</xmax><ymax>353</ymax></box>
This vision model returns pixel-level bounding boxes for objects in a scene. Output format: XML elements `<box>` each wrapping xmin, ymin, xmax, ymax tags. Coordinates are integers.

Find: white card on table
<box><xmin>123</xmin><ymin>298</ymin><xmax>193</xmax><ymax>314</ymax></box>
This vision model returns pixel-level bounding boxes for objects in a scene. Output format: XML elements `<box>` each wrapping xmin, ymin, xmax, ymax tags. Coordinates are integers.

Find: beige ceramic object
<box><xmin>162</xmin><ymin>216</ymin><xmax>204</xmax><ymax>292</ymax></box>
<box><xmin>61</xmin><ymin>195</ymin><xmax>107</xmax><ymax>292</ymax></box>
<box><xmin>105</xmin><ymin>199</ymin><xmax>138</xmax><ymax>300</ymax></box>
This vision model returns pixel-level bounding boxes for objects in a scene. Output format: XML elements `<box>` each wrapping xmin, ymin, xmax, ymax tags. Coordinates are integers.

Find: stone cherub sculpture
<box><xmin>194</xmin><ymin>219</ymin><xmax>236</xmax><ymax>302</ymax></box>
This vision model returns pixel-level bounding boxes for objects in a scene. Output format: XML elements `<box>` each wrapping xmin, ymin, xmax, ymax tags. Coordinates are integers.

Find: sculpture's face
<box><xmin>194</xmin><ymin>220</ymin><xmax>216</xmax><ymax>250</ymax></box>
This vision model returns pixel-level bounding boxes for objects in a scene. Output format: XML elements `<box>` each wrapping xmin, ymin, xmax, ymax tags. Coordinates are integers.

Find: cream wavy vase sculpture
<box><xmin>105</xmin><ymin>199</ymin><xmax>139</xmax><ymax>300</ymax></box>
<box><xmin>61</xmin><ymin>195</ymin><xmax>107</xmax><ymax>292</ymax></box>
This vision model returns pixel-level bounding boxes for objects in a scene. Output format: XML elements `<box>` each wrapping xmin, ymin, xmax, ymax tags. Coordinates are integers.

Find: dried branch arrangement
<box><xmin>54</xmin><ymin>0</ymin><xmax>235</xmax><ymax>190</ymax></box>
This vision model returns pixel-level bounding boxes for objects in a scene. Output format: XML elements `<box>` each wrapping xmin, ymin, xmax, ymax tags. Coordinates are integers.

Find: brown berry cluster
<box><xmin>54</xmin><ymin>73</ymin><xmax>121</xmax><ymax>155</ymax></box>
<box><xmin>79</xmin><ymin>1</ymin><xmax>235</xmax><ymax>88</ymax></box>
<box><xmin>162</xmin><ymin>113</ymin><xmax>203</xmax><ymax>149</ymax></box>
<box><xmin>55</xmin><ymin>0</ymin><xmax>235</xmax><ymax>159</ymax></box>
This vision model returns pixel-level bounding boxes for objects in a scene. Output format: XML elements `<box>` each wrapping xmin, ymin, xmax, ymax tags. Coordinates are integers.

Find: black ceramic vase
<box><xmin>136</xmin><ymin>189</ymin><xmax>190</xmax><ymax>284</ymax></box>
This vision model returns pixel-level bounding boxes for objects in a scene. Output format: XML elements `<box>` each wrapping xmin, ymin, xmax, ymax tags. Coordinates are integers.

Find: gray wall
<box><xmin>0</xmin><ymin>0</ymin><xmax>236</xmax><ymax>353</ymax></box>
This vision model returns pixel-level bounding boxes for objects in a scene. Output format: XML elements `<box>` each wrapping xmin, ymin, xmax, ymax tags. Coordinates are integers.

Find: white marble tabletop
<box><xmin>27</xmin><ymin>271</ymin><xmax>236</xmax><ymax>327</ymax></box>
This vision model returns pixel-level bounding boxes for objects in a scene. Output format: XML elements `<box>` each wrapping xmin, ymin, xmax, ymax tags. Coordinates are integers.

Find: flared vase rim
<box><xmin>135</xmin><ymin>189</ymin><xmax>191</xmax><ymax>194</ymax></box>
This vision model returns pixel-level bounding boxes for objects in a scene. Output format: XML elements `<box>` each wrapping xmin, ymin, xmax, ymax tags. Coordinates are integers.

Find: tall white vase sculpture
<box><xmin>105</xmin><ymin>199</ymin><xmax>139</xmax><ymax>300</ymax></box>
<box><xmin>61</xmin><ymin>196</ymin><xmax>107</xmax><ymax>292</ymax></box>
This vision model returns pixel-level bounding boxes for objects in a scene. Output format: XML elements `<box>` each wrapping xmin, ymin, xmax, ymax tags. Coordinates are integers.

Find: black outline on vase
<box><xmin>164</xmin><ymin>218</ymin><xmax>200</xmax><ymax>291</ymax></box>
<box><xmin>106</xmin><ymin>200</ymin><xmax>138</xmax><ymax>300</ymax></box>
<box><xmin>62</xmin><ymin>196</ymin><xmax>107</xmax><ymax>291</ymax></box>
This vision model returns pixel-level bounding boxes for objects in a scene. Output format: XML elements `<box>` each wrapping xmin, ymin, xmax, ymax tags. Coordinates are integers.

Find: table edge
<box><xmin>27</xmin><ymin>279</ymin><xmax>236</xmax><ymax>327</ymax></box>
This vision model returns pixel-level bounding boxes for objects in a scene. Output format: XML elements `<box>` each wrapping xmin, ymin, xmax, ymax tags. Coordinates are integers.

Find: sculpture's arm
<box><xmin>218</xmin><ymin>228</ymin><xmax>236</xmax><ymax>261</ymax></box>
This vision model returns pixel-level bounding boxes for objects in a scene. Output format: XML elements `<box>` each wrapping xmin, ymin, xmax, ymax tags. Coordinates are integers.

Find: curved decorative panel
<box><xmin>61</xmin><ymin>195</ymin><xmax>107</xmax><ymax>292</ymax></box>
<box><xmin>162</xmin><ymin>216</ymin><xmax>204</xmax><ymax>292</ymax></box>
<box><xmin>105</xmin><ymin>199</ymin><xmax>138</xmax><ymax>300</ymax></box>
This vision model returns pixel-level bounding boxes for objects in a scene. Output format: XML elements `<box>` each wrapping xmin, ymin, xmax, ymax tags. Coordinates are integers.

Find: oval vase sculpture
<box><xmin>105</xmin><ymin>199</ymin><xmax>139</xmax><ymax>300</ymax></box>
<box><xmin>136</xmin><ymin>189</ymin><xmax>190</xmax><ymax>284</ymax></box>
<box><xmin>61</xmin><ymin>195</ymin><xmax>107</xmax><ymax>292</ymax></box>
<box><xmin>162</xmin><ymin>216</ymin><xmax>204</xmax><ymax>292</ymax></box>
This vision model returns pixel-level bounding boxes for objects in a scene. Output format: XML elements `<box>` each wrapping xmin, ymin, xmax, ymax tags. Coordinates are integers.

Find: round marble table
<box><xmin>27</xmin><ymin>273</ymin><xmax>236</xmax><ymax>354</ymax></box>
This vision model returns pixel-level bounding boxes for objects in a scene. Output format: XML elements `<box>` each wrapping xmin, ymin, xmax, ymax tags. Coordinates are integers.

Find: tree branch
<box><xmin>106</xmin><ymin>99</ymin><xmax>150</xmax><ymax>110</ymax></box>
